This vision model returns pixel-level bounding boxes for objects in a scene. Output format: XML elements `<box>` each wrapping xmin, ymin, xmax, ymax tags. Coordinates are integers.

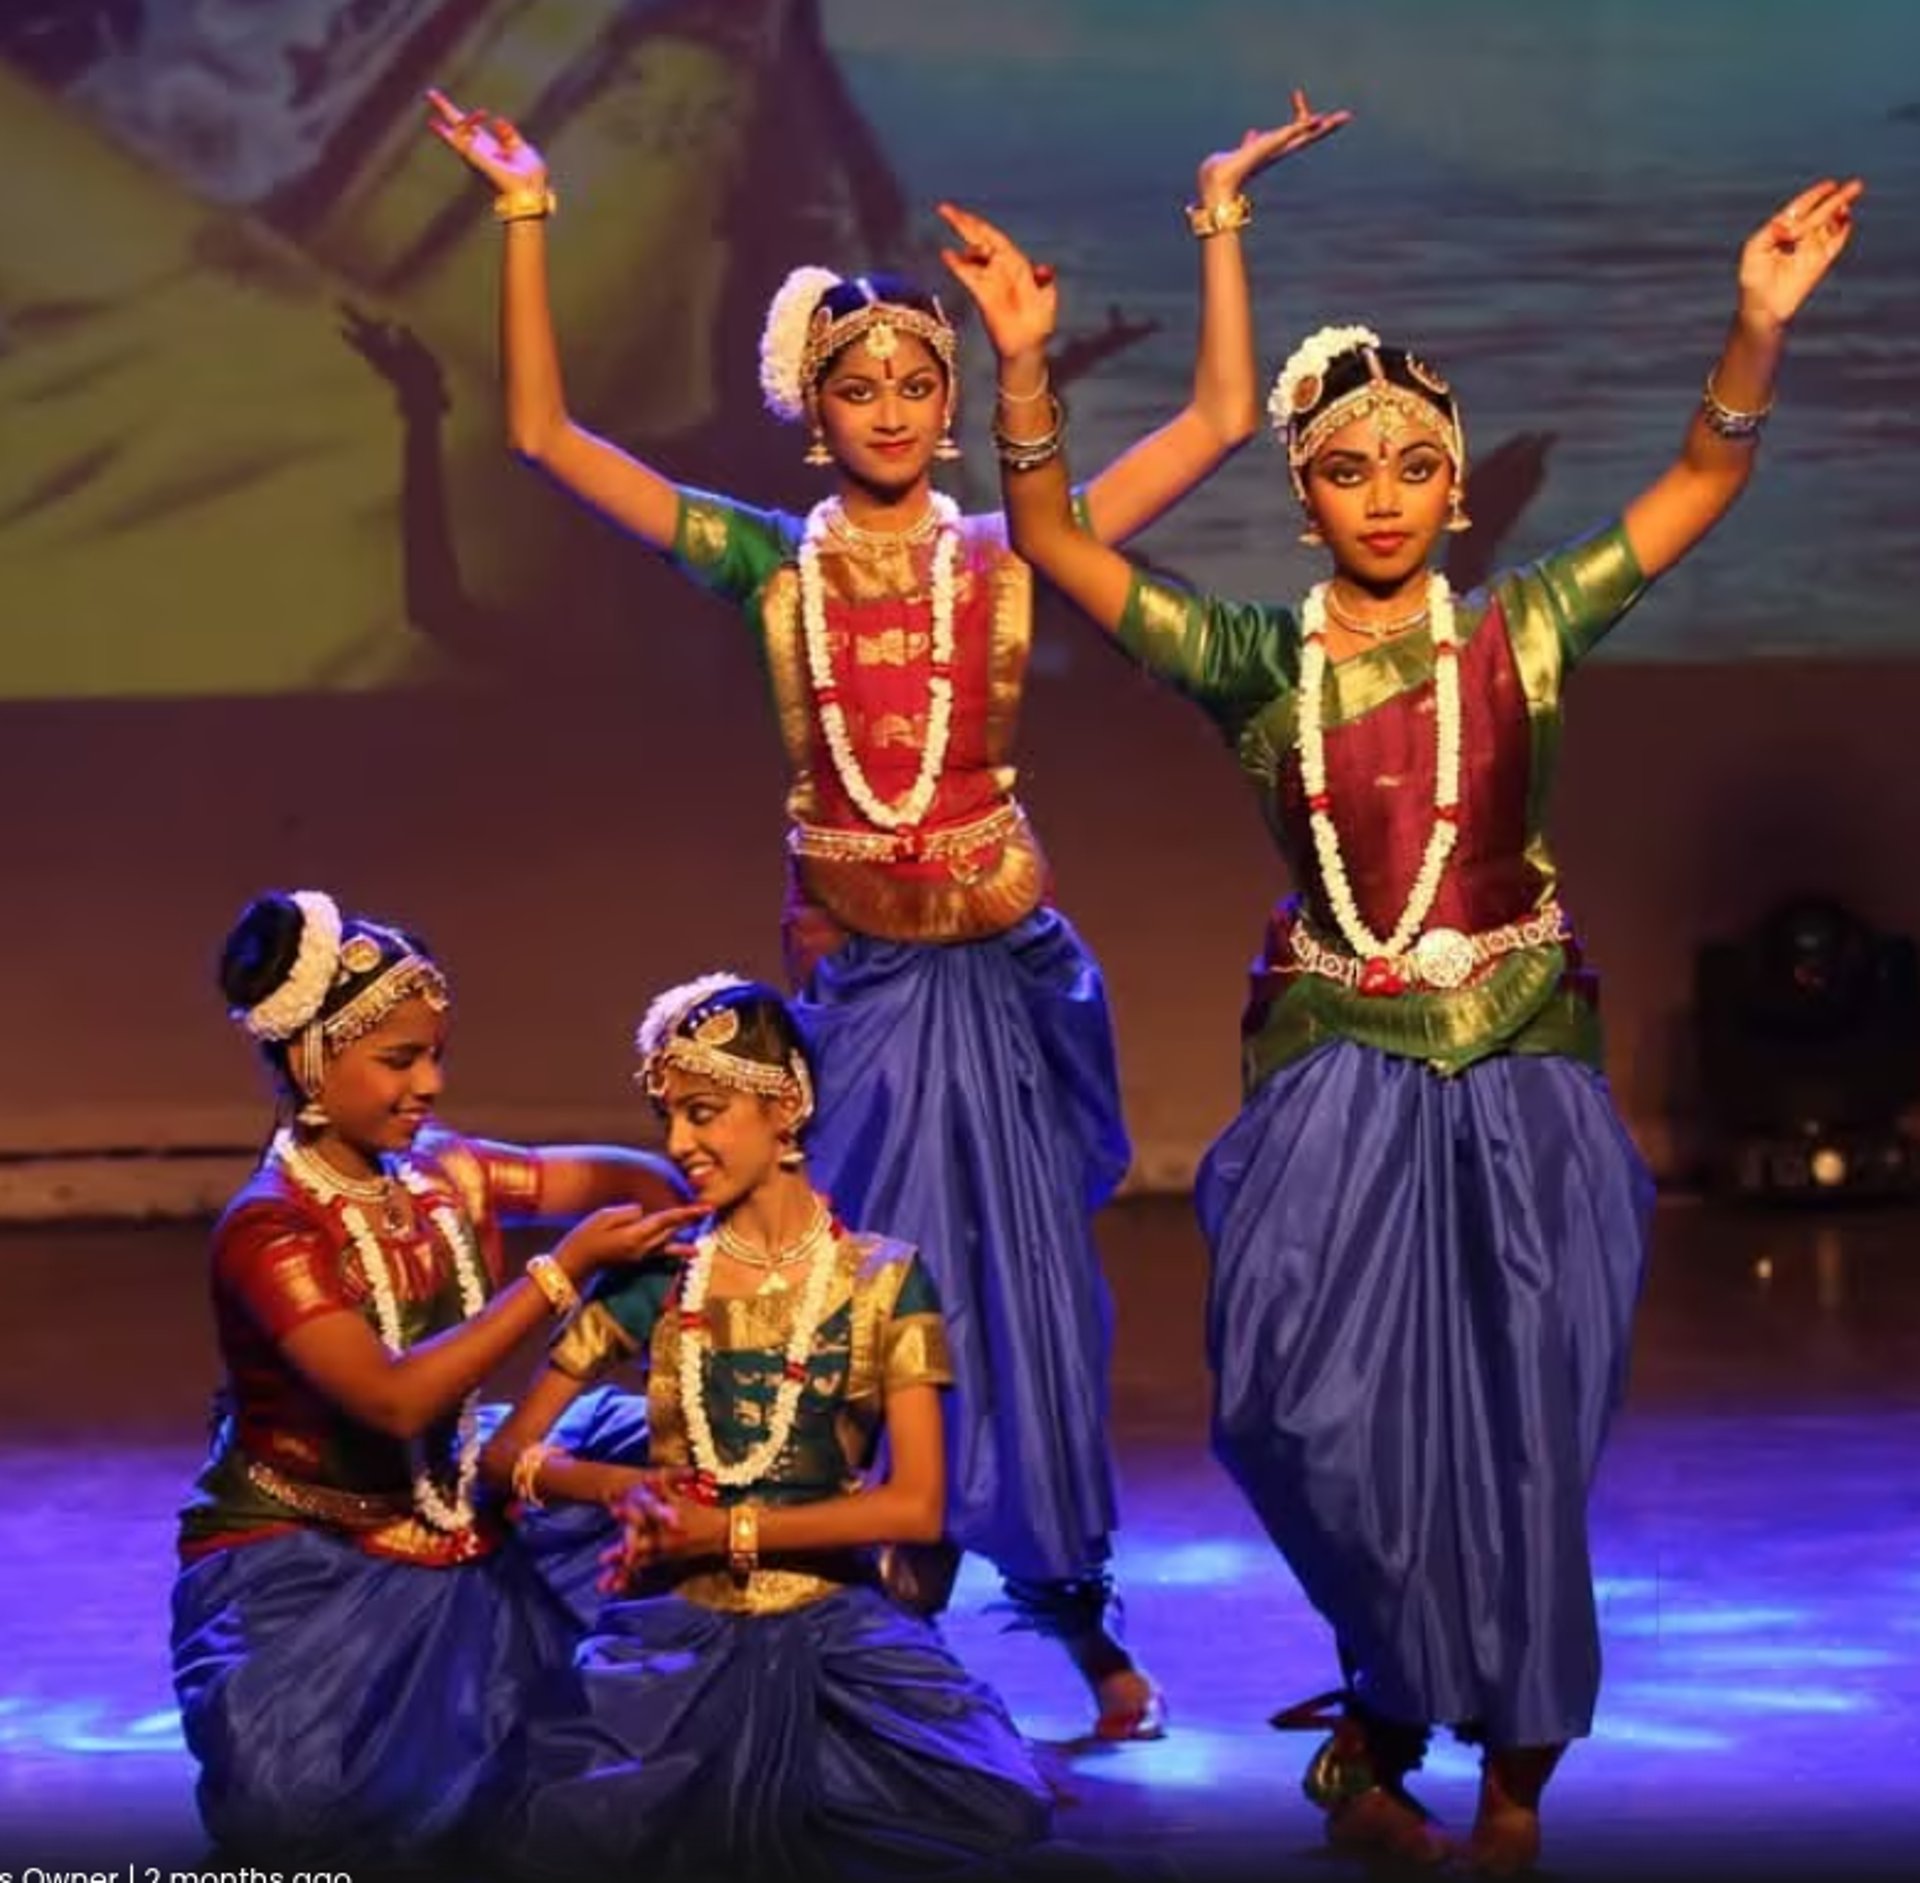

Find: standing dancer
<box><xmin>952</xmin><ymin>178</ymin><xmax>1861</xmax><ymax>1865</ymax></box>
<box><xmin>173</xmin><ymin>890</ymin><xmax>699</xmax><ymax>1862</ymax></box>
<box><xmin>424</xmin><ymin>83</ymin><xmax>1346</xmax><ymax>1735</ymax></box>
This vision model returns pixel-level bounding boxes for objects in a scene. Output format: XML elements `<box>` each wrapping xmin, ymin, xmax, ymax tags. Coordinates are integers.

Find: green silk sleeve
<box><xmin>1115</xmin><ymin>567</ymin><xmax>1296</xmax><ymax>740</ymax></box>
<box><xmin>1512</xmin><ymin>519</ymin><xmax>1649</xmax><ymax>668</ymax></box>
<box><xmin>670</xmin><ymin>488</ymin><xmax>801</xmax><ymax>606</ymax></box>
<box><xmin>883</xmin><ymin>1256</ymin><xmax>952</xmax><ymax>1392</ymax></box>
<box><xmin>549</xmin><ymin>1262</ymin><xmax>676</xmax><ymax>1380</ymax></box>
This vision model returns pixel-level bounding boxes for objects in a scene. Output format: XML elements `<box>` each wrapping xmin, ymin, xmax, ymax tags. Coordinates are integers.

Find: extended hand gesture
<box><xmin>1738</xmin><ymin>178</ymin><xmax>1864</xmax><ymax>328</ymax></box>
<box><xmin>423</xmin><ymin>86</ymin><xmax>548</xmax><ymax>194</ymax></box>
<box><xmin>553</xmin><ymin>1201</ymin><xmax>706</xmax><ymax>1276</ymax></box>
<box><xmin>937</xmin><ymin>203</ymin><xmax>1059</xmax><ymax>363</ymax></box>
<box><xmin>1196</xmin><ymin>88</ymin><xmax>1351</xmax><ymax>203</ymax></box>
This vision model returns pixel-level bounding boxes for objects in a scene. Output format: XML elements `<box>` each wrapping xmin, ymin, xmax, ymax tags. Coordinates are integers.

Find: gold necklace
<box><xmin>1324</xmin><ymin>584</ymin><xmax>1431</xmax><ymax>641</ymax></box>
<box><xmin>825</xmin><ymin>496</ymin><xmax>941</xmax><ymax>554</ymax></box>
<box><xmin>272</xmin><ymin>1129</ymin><xmax>408</xmax><ymax>1236</ymax></box>
<box><xmin>714</xmin><ymin>1201</ymin><xmax>833</xmax><ymax>1295</ymax></box>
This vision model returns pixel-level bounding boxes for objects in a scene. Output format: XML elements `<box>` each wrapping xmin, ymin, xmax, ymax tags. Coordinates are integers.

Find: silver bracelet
<box><xmin>1700</xmin><ymin>372</ymin><xmax>1773</xmax><ymax>441</ymax></box>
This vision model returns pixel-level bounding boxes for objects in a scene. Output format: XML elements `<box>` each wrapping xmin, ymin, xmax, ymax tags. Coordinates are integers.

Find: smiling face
<box><xmin>816</xmin><ymin>332</ymin><xmax>950</xmax><ymax>497</ymax></box>
<box><xmin>1301</xmin><ymin>407</ymin><xmax>1457</xmax><ymax>591</ymax></box>
<box><xmin>309</xmin><ymin>994</ymin><xmax>448</xmax><ymax>1163</ymax></box>
<box><xmin>656</xmin><ymin>1068</ymin><xmax>799</xmax><ymax>1213</ymax></box>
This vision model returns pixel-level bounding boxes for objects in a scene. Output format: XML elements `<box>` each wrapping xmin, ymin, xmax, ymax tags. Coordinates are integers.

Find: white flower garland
<box><xmin>1298</xmin><ymin>573</ymin><xmax>1462</xmax><ymax>963</ymax></box>
<box><xmin>677</xmin><ymin>1216</ymin><xmax>840</xmax><ymax>1489</ymax></box>
<box><xmin>800</xmin><ymin>495</ymin><xmax>960</xmax><ymax>830</ymax></box>
<box><xmin>238</xmin><ymin>890</ymin><xmax>342</xmax><ymax>1041</ymax></box>
<box><xmin>1268</xmin><ymin>322</ymin><xmax>1382</xmax><ymax>435</ymax></box>
<box><xmin>760</xmin><ymin>265</ymin><xmax>843</xmax><ymax>420</ymax></box>
<box><xmin>270</xmin><ymin>1130</ymin><xmax>486</xmax><ymax>1534</ymax></box>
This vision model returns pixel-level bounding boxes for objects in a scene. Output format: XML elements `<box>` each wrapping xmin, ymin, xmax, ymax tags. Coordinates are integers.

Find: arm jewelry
<box><xmin>728</xmin><ymin>1503</ymin><xmax>761</xmax><ymax>1582</ymax></box>
<box><xmin>1700</xmin><ymin>371</ymin><xmax>1773</xmax><ymax>442</ymax></box>
<box><xmin>992</xmin><ymin>392</ymin><xmax>1068</xmax><ymax>472</ymax></box>
<box><xmin>495</xmin><ymin>187</ymin><xmax>557</xmax><ymax>223</ymax></box>
<box><xmin>1186</xmin><ymin>193</ymin><xmax>1253</xmax><ymax>239</ymax></box>
<box><xmin>511</xmin><ymin>1441</ymin><xmax>567</xmax><ymax>1509</ymax></box>
<box><xmin>525</xmin><ymin>1251</ymin><xmax>582</xmax><ymax>1317</ymax></box>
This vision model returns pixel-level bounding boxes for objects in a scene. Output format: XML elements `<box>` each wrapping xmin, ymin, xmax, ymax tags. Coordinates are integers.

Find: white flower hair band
<box><xmin>1267</xmin><ymin>324</ymin><xmax>1382</xmax><ymax>437</ymax></box>
<box><xmin>759</xmin><ymin>267</ymin><xmax>845</xmax><ymax>421</ymax></box>
<box><xmin>237</xmin><ymin>890</ymin><xmax>343</xmax><ymax>1042</ymax></box>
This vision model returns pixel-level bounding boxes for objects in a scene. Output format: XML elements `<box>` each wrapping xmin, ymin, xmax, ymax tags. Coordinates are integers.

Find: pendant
<box><xmin>1358</xmin><ymin>956</ymin><xmax>1407</xmax><ymax>997</ymax></box>
<box><xmin>757</xmin><ymin>1271</ymin><xmax>790</xmax><ymax>1297</ymax></box>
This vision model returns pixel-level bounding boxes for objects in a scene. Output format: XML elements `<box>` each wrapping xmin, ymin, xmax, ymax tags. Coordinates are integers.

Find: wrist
<box><xmin>997</xmin><ymin>348</ymin><xmax>1048</xmax><ymax>391</ymax></box>
<box><xmin>494</xmin><ymin>183</ymin><xmax>557</xmax><ymax>224</ymax></box>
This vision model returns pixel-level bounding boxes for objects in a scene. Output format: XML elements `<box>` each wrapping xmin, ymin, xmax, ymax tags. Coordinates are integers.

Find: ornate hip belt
<box><xmin>246</xmin><ymin>1457</ymin><xmax>416</xmax><ymax>1528</ymax></box>
<box><xmin>787</xmin><ymin>799</ymin><xmax>1025</xmax><ymax>872</ymax></box>
<box><xmin>1290</xmin><ymin>900</ymin><xmax>1570</xmax><ymax>995</ymax></box>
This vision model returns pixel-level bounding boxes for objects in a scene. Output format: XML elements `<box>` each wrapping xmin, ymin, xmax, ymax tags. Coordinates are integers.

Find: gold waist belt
<box><xmin>668</xmin><ymin>1548</ymin><xmax>876</xmax><ymax>1616</ymax></box>
<box><xmin>246</xmin><ymin>1457</ymin><xmax>416</xmax><ymax>1529</ymax></box>
<box><xmin>787</xmin><ymin>799</ymin><xmax>1025</xmax><ymax>867</ymax></box>
<box><xmin>1291</xmin><ymin>900</ymin><xmax>1569</xmax><ymax>993</ymax></box>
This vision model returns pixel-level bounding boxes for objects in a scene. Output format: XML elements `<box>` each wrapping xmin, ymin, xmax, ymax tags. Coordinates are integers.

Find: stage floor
<box><xmin>3</xmin><ymin>1195</ymin><xmax>1917</xmax><ymax>1879</ymax></box>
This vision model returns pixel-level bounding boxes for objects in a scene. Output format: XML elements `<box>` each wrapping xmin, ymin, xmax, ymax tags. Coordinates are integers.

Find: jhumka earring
<box><xmin>804</xmin><ymin>425</ymin><xmax>833</xmax><ymax>468</ymax></box>
<box><xmin>776</xmin><ymin>1136</ymin><xmax>806</xmax><ymax>1171</ymax></box>
<box><xmin>296</xmin><ymin>1093</ymin><xmax>329</xmax><ymax>1129</ymax></box>
<box><xmin>1299</xmin><ymin>520</ymin><xmax>1326</xmax><ymax>547</ymax></box>
<box><xmin>933</xmin><ymin>424</ymin><xmax>963</xmax><ymax>462</ymax></box>
<box><xmin>1445</xmin><ymin>485</ymin><xmax>1473</xmax><ymax>534</ymax></box>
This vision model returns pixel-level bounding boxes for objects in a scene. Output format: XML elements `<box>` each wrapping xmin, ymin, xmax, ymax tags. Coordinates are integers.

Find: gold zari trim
<box><xmin>788</xmin><ymin>799</ymin><xmax>1024</xmax><ymax>865</ymax></box>
<box><xmin>670</xmin><ymin>1551</ymin><xmax>874</xmax><ymax>1615</ymax></box>
<box><xmin>550</xmin><ymin>1299</ymin><xmax>640</xmax><ymax>1381</ymax></box>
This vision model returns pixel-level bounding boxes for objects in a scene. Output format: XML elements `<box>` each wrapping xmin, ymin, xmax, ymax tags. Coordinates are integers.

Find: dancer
<box><xmin>424</xmin><ymin>82</ymin><xmax>1347</xmax><ymax>1733</ymax></box>
<box><xmin>950</xmin><ymin>177</ymin><xmax>1862</xmax><ymax>1868</ymax></box>
<box><xmin>172</xmin><ymin>889</ymin><xmax>699</xmax><ymax>1862</ymax></box>
<box><xmin>486</xmin><ymin>974</ymin><xmax>1052</xmax><ymax>1880</ymax></box>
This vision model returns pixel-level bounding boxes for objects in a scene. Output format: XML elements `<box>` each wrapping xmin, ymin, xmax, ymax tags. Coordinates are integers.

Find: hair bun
<box><xmin>218</xmin><ymin>893</ymin><xmax>309</xmax><ymax>1010</ymax></box>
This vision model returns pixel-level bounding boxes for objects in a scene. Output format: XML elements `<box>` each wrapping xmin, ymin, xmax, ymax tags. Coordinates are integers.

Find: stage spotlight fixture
<box><xmin>1694</xmin><ymin>896</ymin><xmax>1920</xmax><ymax>1203</ymax></box>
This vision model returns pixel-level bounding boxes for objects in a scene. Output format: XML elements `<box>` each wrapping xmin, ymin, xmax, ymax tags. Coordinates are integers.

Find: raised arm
<box><xmin>423</xmin><ymin>88</ymin><xmax>682</xmax><ymax>550</ymax></box>
<box><xmin>941</xmin><ymin>92</ymin><xmax>1348</xmax><ymax>546</ymax></box>
<box><xmin>1624</xmin><ymin>177</ymin><xmax>1862</xmax><ymax>580</ymax></box>
<box><xmin>938</xmin><ymin>214</ymin><xmax>1135</xmax><ymax>636</ymax></box>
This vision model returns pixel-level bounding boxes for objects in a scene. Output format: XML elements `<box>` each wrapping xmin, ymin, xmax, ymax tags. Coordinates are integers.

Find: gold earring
<box><xmin>296</xmin><ymin>1096</ymin><xmax>328</xmax><ymax>1129</ymax></box>
<box><xmin>1298</xmin><ymin>522</ymin><xmax>1325</xmax><ymax>547</ymax></box>
<box><xmin>933</xmin><ymin>425</ymin><xmax>962</xmax><ymax>462</ymax></box>
<box><xmin>776</xmin><ymin>1135</ymin><xmax>806</xmax><ymax>1171</ymax></box>
<box><xmin>1445</xmin><ymin>486</ymin><xmax>1472</xmax><ymax>534</ymax></box>
<box><xmin>804</xmin><ymin>426</ymin><xmax>832</xmax><ymax>467</ymax></box>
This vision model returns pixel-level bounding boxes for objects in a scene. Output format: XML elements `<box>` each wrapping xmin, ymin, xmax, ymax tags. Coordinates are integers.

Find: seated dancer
<box><xmin>171</xmin><ymin>890</ymin><xmax>701</xmax><ymax>1863</ymax></box>
<box><xmin>483</xmin><ymin>974</ymin><xmax>1053</xmax><ymax>1881</ymax></box>
<box><xmin>949</xmin><ymin>178</ymin><xmax>1862</xmax><ymax>1872</ymax></box>
<box><xmin>426</xmin><ymin>82</ymin><xmax>1346</xmax><ymax>1736</ymax></box>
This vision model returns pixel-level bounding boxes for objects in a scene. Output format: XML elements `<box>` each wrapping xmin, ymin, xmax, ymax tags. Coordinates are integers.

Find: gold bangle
<box><xmin>1186</xmin><ymin>194</ymin><xmax>1253</xmax><ymax>239</ymax></box>
<box><xmin>494</xmin><ymin>185</ymin><xmax>558</xmax><ymax>223</ymax></box>
<box><xmin>511</xmin><ymin>1441</ymin><xmax>564</xmax><ymax>1509</ymax></box>
<box><xmin>525</xmin><ymin>1252</ymin><xmax>581</xmax><ymax>1318</ymax></box>
<box><xmin>727</xmin><ymin>1502</ymin><xmax>760</xmax><ymax>1582</ymax></box>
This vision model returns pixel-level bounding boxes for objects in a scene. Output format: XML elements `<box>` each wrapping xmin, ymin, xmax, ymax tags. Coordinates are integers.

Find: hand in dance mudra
<box><xmin>599</xmin><ymin>1484</ymin><xmax>724</xmax><ymax>1592</ymax></box>
<box><xmin>1738</xmin><ymin>178</ymin><xmax>1863</xmax><ymax>327</ymax></box>
<box><xmin>938</xmin><ymin>88</ymin><xmax>1350</xmax><ymax>356</ymax></box>
<box><xmin>423</xmin><ymin>85</ymin><xmax>549</xmax><ymax>192</ymax></box>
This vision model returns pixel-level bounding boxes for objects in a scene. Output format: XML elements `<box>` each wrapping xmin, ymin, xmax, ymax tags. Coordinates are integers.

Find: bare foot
<box><xmin>1092</xmin><ymin>1665</ymin><xmax>1168</xmax><ymax>1741</ymax></box>
<box><xmin>1465</xmin><ymin>1744</ymin><xmax>1560</xmax><ymax>1874</ymax></box>
<box><xmin>1462</xmin><ymin>1802</ymin><xmax>1540</xmax><ymax>1876</ymax></box>
<box><xmin>1325</xmin><ymin>1786</ymin><xmax>1453</xmax><ymax>1867</ymax></box>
